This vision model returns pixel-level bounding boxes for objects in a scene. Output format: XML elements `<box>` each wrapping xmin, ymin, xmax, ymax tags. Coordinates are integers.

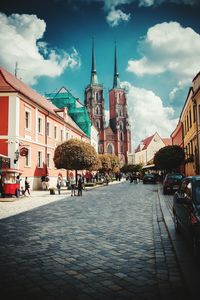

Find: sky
<box><xmin>0</xmin><ymin>0</ymin><xmax>200</xmax><ymax>149</ymax></box>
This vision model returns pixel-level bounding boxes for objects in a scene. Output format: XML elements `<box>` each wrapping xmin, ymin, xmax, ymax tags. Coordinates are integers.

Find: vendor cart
<box><xmin>0</xmin><ymin>168</ymin><xmax>23</xmax><ymax>198</ymax></box>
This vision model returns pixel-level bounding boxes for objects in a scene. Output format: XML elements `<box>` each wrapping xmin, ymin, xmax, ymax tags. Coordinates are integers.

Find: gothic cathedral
<box><xmin>84</xmin><ymin>41</ymin><xmax>131</xmax><ymax>165</ymax></box>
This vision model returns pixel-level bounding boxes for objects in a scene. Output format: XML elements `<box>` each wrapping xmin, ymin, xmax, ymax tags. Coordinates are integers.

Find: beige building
<box><xmin>134</xmin><ymin>132</ymin><xmax>171</xmax><ymax>166</ymax></box>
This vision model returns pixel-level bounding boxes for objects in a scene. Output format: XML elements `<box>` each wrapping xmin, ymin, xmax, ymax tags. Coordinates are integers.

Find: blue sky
<box><xmin>0</xmin><ymin>0</ymin><xmax>200</xmax><ymax>148</ymax></box>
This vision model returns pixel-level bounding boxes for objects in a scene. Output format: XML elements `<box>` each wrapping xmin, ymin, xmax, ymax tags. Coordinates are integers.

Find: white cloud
<box><xmin>102</xmin><ymin>0</ymin><xmax>199</xmax><ymax>8</ymax></box>
<box><xmin>127</xmin><ymin>22</ymin><xmax>200</xmax><ymax>84</ymax></box>
<box><xmin>106</xmin><ymin>9</ymin><xmax>130</xmax><ymax>26</ymax></box>
<box><xmin>0</xmin><ymin>13</ymin><xmax>80</xmax><ymax>85</ymax></box>
<box><xmin>121</xmin><ymin>81</ymin><xmax>178</xmax><ymax>149</ymax></box>
<box><xmin>93</xmin><ymin>0</ymin><xmax>199</xmax><ymax>26</ymax></box>
<box><xmin>169</xmin><ymin>79</ymin><xmax>189</xmax><ymax>101</ymax></box>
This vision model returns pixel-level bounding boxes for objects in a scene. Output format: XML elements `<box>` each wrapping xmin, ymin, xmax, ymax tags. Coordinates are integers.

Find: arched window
<box><xmin>107</xmin><ymin>144</ymin><xmax>114</xmax><ymax>154</ymax></box>
<box><xmin>96</xmin><ymin>106</ymin><xmax>100</xmax><ymax>115</ymax></box>
<box><xmin>119</xmin><ymin>122</ymin><xmax>123</xmax><ymax>130</ymax></box>
<box><xmin>96</xmin><ymin>119</ymin><xmax>100</xmax><ymax>129</ymax></box>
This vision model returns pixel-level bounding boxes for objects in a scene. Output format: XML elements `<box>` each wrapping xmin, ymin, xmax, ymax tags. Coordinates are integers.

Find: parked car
<box><xmin>163</xmin><ymin>173</ymin><xmax>184</xmax><ymax>194</ymax></box>
<box><xmin>143</xmin><ymin>173</ymin><xmax>156</xmax><ymax>184</ymax></box>
<box><xmin>173</xmin><ymin>176</ymin><xmax>200</xmax><ymax>254</ymax></box>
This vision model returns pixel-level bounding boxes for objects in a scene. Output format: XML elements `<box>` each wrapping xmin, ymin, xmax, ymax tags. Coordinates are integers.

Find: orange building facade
<box><xmin>0</xmin><ymin>67</ymin><xmax>88</xmax><ymax>190</ymax></box>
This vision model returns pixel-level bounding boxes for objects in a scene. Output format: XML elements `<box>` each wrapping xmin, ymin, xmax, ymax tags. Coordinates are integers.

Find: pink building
<box><xmin>0</xmin><ymin>67</ymin><xmax>88</xmax><ymax>190</ymax></box>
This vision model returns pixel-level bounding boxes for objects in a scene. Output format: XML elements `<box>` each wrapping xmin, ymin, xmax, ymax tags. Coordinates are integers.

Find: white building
<box><xmin>134</xmin><ymin>132</ymin><xmax>171</xmax><ymax>166</ymax></box>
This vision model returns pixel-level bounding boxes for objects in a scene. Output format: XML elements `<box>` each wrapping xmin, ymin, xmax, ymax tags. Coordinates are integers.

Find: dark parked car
<box><xmin>163</xmin><ymin>173</ymin><xmax>184</xmax><ymax>194</ymax></box>
<box><xmin>173</xmin><ymin>176</ymin><xmax>200</xmax><ymax>254</ymax></box>
<box><xmin>143</xmin><ymin>174</ymin><xmax>156</xmax><ymax>184</ymax></box>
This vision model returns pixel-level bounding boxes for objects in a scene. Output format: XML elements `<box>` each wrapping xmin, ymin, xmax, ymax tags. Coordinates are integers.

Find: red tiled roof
<box><xmin>0</xmin><ymin>66</ymin><xmax>86</xmax><ymax>136</ymax></box>
<box><xmin>135</xmin><ymin>134</ymin><xmax>154</xmax><ymax>153</ymax></box>
<box><xmin>162</xmin><ymin>138</ymin><xmax>172</xmax><ymax>146</ymax></box>
<box><xmin>0</xmin><ymin>66</ymin><xmax>58</xmax><ymax>114</ymax></box>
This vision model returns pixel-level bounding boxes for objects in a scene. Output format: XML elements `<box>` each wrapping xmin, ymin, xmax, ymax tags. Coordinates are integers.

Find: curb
<box><xmin>157</xmin><ymin>184</ymin><xmax>200</xmax><ymax>299</ymax></box>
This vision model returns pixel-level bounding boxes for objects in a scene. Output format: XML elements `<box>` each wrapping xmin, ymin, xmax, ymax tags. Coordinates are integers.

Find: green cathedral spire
<box><xmin>113</xmin><ymin>42</ymin><xmax>121</xmax><ymax>89</ymax></box>
<box><xmin>90</xmin><ymin>38</ymin><xmax>98</xmax><ymax>85</ymax></box>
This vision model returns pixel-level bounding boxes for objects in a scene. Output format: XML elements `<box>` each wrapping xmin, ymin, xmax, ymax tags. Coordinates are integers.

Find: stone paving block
<box><xmin>0</xmin><ymin>182</ymin><xmax>191</xmax><ymax>299</ymax></box>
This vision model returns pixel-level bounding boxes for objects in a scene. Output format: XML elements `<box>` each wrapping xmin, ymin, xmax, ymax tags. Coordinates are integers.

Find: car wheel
<box><xmin>174</xmin><ymin>214</ymin><xmax>180</xmax><ymax>233</ymax></box>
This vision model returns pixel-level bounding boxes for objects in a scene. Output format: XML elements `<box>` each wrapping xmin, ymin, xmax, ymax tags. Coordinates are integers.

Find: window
<box><xmin>193</xmin><ymin>105</ymin><xmax>196</xmax><ymax>123</ymax></box>
<box><xmin>38</xmin><ymin>117</ymin><xmax>42</xmax><ymax>134</ymax></box>
<box><xmin>107</xmin><ymin>144</ymin><xmax>113</xmax><ymax>154</ymax></box>
<box><xmin>25</xmin><ymin>150</ymin><xmax>30</xmax><ymax>167</ymax></box>
<box><xmin>46</xmin><ymin>122</ymin><xmax>50</xmax><ymax>136</ymax></box>
<box><xmin>119</xmin><ymin>122</ymin><xmax>123</xmax><ymax>130</ymax></box>
<box><xmin>54</xmin><ymin>126</ymin><xmax>57</xmax><ymax>140</ymax></box>
<box><xmin>120</xmin><ymin>132</ymin><xmax>123</xmax><ymax>141</ymax></box>
<box><xmin>25</xmin><ymin>110</ymin><xmax>31</xmax><ymax>130</ymax></box>
<box><xmin>47</xmin><ymin>153</ymin><xmax>50</xmax><ymax>168</ymax></box>
<box><xmin>96</xmin><ymin>119</ymin><xmax>100</xmax><ymax>129</ymax></box>
<box><xmin>99</xmin><ymin>144</ymin><xmax>103</xmax><ymax>154</ymax></box>
<box><xmin>38</xmin><ymin>151</ymin><xmax>42</xmax><ymax>168</ymax></box>
<box><xmin>61</xmin><ymin>129</ymin><xmax>63</xmax><ymax>142</ymax></box>
<box><xmin>66</xmin><ymin>132</ymin><xmax>69</xmax><ymax>140</ymax></box>
<box><xmin>189</xmin><ymin>110</ymin><xmax>192</xmax><ymax>128</ymax></box>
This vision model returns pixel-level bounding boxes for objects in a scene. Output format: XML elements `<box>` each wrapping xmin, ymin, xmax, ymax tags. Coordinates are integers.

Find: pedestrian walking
<box><xmin>45</xmin><ymin>175</ymin><xmax>50</xmax><ymax>190</ymax></box>
<box><xmin>77</xmin><ymin>175</ymin><xmax>83</xmax><ymax>196</ymax></box>
<box><xmin>41</xmin><ymin>175</ymin><xmax>46</xmax><ymax>190</ymax></box>
<box><xmin>69</xmin><ymin>175</ymin><xmax>76</xmax><ymax>196</ymax></box>
<box><xmin>24</xmin><ymin>177</ymin><xmax>30</xmax><ymax>196</ymax></box>
<box><xmin>56</xmin><ymin>176</ymin><xmax>62</xmax><ymax>195</ymax></box>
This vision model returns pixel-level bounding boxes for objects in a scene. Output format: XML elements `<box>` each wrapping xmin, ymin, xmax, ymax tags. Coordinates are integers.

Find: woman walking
<box><xmin>24</xmin><ymin>177</ymin><xmax>30</xmax><ymax>196</ymax></box>
<box><xmin>57</xmin><ymin>176</ymin><xmax>62</xmax><ymax>195</ymax></box>
<box><xmin>69</xmin><ymin>175</ymin><xmax>76</xmax><ymax>196</ymax></box>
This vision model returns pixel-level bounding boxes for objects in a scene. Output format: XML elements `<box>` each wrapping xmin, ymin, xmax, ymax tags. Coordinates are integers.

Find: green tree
<box><xmin>98</xmin><ymin>154</ymin><xmax>111</xmax><ymax>173</ymax></box>
<box><xmin>107</xmin><ymin>154</ymin><xmax>120</xmax><ymax>173</ymax></box>
<box><xmin>53</xmin><ymin>139</ymin><xmax>99</xmax><ymax>172</ymax></box>
<box><xmin>153</xmin><ymin>145</ymin><xmax>184</xmax><ymax>172</ymax></box>
<box><xmin>120</xmin><ymin>164</ymin><xmax>142</xmax><ymax>173</ymax></box>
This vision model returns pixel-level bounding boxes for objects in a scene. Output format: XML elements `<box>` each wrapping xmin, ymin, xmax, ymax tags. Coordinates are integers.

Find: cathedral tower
<box><xmin>84</xmin><ymin>39</ymin><xmax>105</xmax><ymax>153</ymax></box>
<box><xmin>108</xmin><ymin>43</ymin><xmax>131</xmax><ymax>164</ymax></box>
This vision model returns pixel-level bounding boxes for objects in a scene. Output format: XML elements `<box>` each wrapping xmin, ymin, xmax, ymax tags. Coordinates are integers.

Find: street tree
<box><xmin>153</xmin><ymin>145</ymin><xmax>185</xmax><ymax>172</ymax></box>
<box><xmin>120</xmin><ymin>164</ymin><xmax>142</xmax><ymax>174</ymax></box>
<box><xmin>53</xmin><ymin>139</ymin><xmax>99</xmax><ymax>176</ymax></box>
<box><xmin>107</xmin><ymin>154</ymin><xmax>120</xmax><ymax>173</ymax></box>
<box><xmin>98</xmin><ymin>154</ymin><xmax>111</xmax><ymax>173</ymax></box>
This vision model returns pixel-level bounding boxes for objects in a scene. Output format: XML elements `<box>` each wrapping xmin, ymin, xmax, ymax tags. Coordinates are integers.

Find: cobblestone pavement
<box><xmin>0</xmin><ymin>182</ymin><xmax>189</xmax><ymax>300</ymax></box>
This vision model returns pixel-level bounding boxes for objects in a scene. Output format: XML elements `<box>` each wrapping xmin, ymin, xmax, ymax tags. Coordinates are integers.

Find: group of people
<box><xmin>129</xmin><ymin>172</ymin><xmax>140</xmax><ymax>184</ymax></box>
<box><xmin>56</xmin><ymin>174</ymin><xmax>84</xmax><ymax>196</ymax></box>
<box><xmin>69</xmin><ymin>174</ymin><xmax>84</xmax><ymax>197</ymax></box>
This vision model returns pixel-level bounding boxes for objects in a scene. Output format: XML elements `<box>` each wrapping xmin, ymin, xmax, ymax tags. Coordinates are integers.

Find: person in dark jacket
<box><xmin>24</xmin><ymin>177</ymin><xmax>30</xmax><ymax>195</ymax></box>
<box><xmin>77</xmin><ymin>175</ymin><xmax>83</xmax><ymax>196</ymax></box>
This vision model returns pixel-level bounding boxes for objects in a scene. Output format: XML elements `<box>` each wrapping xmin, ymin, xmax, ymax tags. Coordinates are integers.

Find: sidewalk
<box><xmin>157</xmin><ymin>184</ymin><xmax>200</xmax><ymax>299</ymax></box>
<box><xmin>0</xmin><ymin>179</ymin><xmax>125</xmax><ymax>220</ymax></box>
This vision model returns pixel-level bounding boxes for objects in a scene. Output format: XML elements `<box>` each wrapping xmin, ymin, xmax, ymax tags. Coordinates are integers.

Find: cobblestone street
<box><xmin>0</xmin><ymin>182</ymin><xmax>189</xmax><ymax>300</ymax></box>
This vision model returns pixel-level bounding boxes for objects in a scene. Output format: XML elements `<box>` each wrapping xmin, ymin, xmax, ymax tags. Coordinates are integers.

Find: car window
<box><xmin>185</xmin><ymin>182</ymin><xmax>192</xmax><ymax>199</ymax></box>
<box><xmin>179</xmin><ymin>179</ymin><xmax>191</xmax><ymax>198</ymax></box>
<box><xmin>194</xmin><ymin>181</ymin><xmax>200</xmax><ymax>205</ymax></box>
<box><xmin>167</xmin><ymin>174</ymin><xmax>183</xmax><ymax>180</ymax></box>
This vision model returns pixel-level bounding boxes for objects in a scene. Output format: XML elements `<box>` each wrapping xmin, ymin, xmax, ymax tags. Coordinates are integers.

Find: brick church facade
<box><xmin>84</xmin><ymin>42</ymin><xmax>131</xmax><ymax>165</ymax></box>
